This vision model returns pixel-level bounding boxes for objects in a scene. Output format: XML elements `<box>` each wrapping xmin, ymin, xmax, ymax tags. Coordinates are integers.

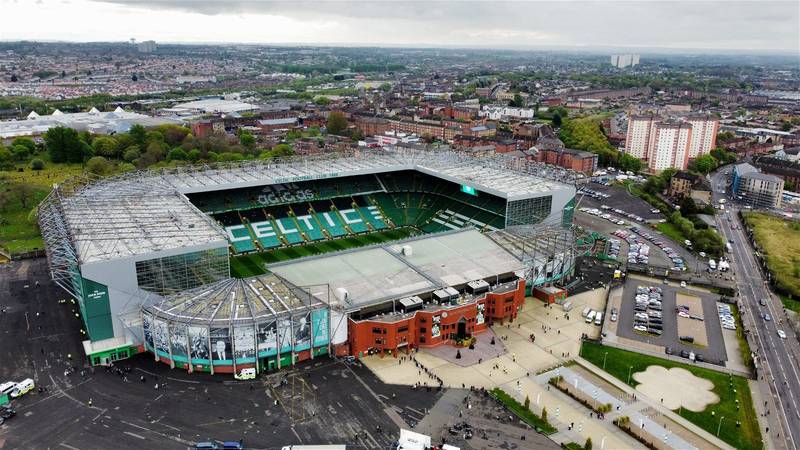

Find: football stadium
<box><xmin>38</xmin><ymin>148</ymin><xmax>578</xmax><ymax>375</ymax></box>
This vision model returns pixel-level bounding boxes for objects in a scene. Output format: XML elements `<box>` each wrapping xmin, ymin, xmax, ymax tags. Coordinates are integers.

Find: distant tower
<box><xmin>130</xmin><ymin>38</ymin><xmax>136</xmax><ymax>45</ymax></box>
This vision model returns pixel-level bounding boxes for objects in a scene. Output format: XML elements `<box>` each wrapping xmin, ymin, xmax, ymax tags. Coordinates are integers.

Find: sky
<box><xmin>0</xmin><ymin>0</ymin><xmax>798</xmax><ymax>53</ymax></box>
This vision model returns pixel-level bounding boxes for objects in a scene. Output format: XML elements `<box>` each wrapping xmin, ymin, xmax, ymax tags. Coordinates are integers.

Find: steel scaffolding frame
<box><xmin>489</xmin><ymin>223</ymin><xmax>578</xmax><ymax>287</ymax></box>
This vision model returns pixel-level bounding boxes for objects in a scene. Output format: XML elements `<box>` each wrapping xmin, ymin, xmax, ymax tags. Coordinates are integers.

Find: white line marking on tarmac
<box><xmin>59</xmin><ymin>443</ymin><xmax>79</xmax><ymax>450</ymax></box>
<box><xmin>123</xmin><ymin>431</ymin><xmax>146</xmax><ymax>440</ymax></box>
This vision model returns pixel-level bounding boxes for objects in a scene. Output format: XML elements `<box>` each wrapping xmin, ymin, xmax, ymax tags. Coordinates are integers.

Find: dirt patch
<box><xmin>633</xmin><ymin>365</ymin><xmax>719</xmax><ymax>412</ymax></box>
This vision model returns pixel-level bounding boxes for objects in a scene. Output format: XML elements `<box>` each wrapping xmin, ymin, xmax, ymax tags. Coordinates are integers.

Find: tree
<box><xmin>123</xmin><ymin>146</ymin><xmax>140</xmax><ymax>163</ymax></box>
<box><xmin>524</xmin><ymin>395</ymin><xmax>530</xmax><ymax>410</ymax></box>
<box><xmin>239</xmin><ymin>131</ymin><xmax>256</xmax><ymax>149</ymax></box>
<box><xmin>129</xmin><ymin>124</ymin><xmax>147</xmax><ymax>149</ymax></box>
<box><xmin>131</xmin><ymin>73</ymin><xmax>138</xmax><ymax>81</ymax></box>
<box><xmin>679</xmin><ymin>196</ymin><xmax>698</xmax><ymax>215</ymax></box>
<box><xmin>167</xmin><ymin>148</ymin><xmax>188</xmax><ymax>161</ymax></box>
<box><xmin>187</xmin><ymin>149</ymin><xmax>201</xmax><ymax>162</ymax></box>
<box><xmin>552</xmin><ymin>112</ymin><xmax>562</xmax><ymax>127</ymax></box>
<box><xmin>11</xmin><ymin>183</ymin><xmax>37</xmax><ymax>209</ymax></box>
<box><xmin>314</xmin><ymin>96</ymin><xmax>331</xmax><ymax>106</ymax></box>
<box><xmin>584</xmin><ymin>437</ymin><xmax>593</xmax><ymax>450</ymax></box>
<box><xmin>326</xmin><ymin>112</ymin><xmax>348</xmax><ymax>135</ymax></box>
<box><xmin>0</xmin><ymin>146</ymin><xmax>13</xmax><ymax>170</ymax></box>
<box><xmin>45</xmin><ymin>126</ymin><xmax>85</xmax><ymax>163</ymax></box>
<box><xmin>617</xmin><ymin>153</ymin><xmax>643</xmax><ymax>173</ymax></box>
<box><xmin>86</xmin><ymin>156</ymin><xmax>112</xmax><ymax>175</ymax></box>
<box><xmin>689</xmin><ymin>154</ymin><xmax>718</xmax><ymax>174</ymax></box>
<box><xmin>10</xmin><ymin>74</ymin><xmax>18</xmax><ymax>82</ymax></box>
<box><xmin>29</xmin><ymin>158</ymin><xmax>45</xmax><ymax>170</ymax></box>
<box><xmin>12</xmin><ymin>137</ymin><xmax>37</xmax><ymax>154</ymax></box>
<box><xmin>509</xmin><ymin>93</ymin><xmax>524</xmax><ymax>107</ymax></box>
<box><xmin>350</xmin><ymin>128</ymin><xmax>365</xmax><ymax>141</ymax></box>
<box><xmin>91</xmin><ymin>136</ymin><xmax>119</xmax><ymax>158</ymax></box>
<box><xmin>12</xmin><ymin>145</ymin><xmax>30</xmax><ymax>161</ymax></box>
<box><xmin>541</xmin><ymin>407</ymin><xmax>548</xmax><ymax>421</ymax></box>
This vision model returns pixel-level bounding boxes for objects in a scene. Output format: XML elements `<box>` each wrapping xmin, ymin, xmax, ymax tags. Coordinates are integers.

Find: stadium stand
<box><xmin>198</xmin><ymin>170</ymin><xmax>509</xmax><ymax>255</ymax></box>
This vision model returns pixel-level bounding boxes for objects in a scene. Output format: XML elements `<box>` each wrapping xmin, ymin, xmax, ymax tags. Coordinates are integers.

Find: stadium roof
<box><xmin>268</xmin><ymin>229</ymin><xmax>524</xmax><ymax>311</ymax></box>
<box><xmin>141</xmin><ymin>273</ymin><xmax>323</xmax><ymax>326</ymax></box>
<box><xmin>39</xmin><ymin>148</ymin><xmax>575</xmax><ymax>265</ymax></box>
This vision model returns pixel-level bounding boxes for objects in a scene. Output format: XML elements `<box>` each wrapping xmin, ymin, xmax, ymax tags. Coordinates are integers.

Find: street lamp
<box><xmin>717</xmin><ymin>416</ymin><xmax>725</xmax><ymax>436</ymax></box>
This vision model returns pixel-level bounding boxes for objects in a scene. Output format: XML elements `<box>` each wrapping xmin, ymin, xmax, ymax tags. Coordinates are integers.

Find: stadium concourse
<box><xmin>37</xmin><ymin>148</ymin><xmax>578</xmax><ymax>376</ymax></box>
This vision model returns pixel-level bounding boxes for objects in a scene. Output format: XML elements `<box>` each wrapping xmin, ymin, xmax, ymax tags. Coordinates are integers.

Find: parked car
<box><xmin>778</xmin><ymin>330</ymin><xmax>787</xmax><ymax>339</ymax></box>
<box><xmin>665</xmin><ymin>347</ymin><xmax>674</xmax><ymax>355</ymax></box>
<box><xmin>679</xmin><ymin>350</ymin><xmax>690</xmax><ymax>358</ymax></box>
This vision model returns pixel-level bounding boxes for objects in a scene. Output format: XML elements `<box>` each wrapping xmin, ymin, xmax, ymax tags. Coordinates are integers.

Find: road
<box><xmin>711</xmin><ymin>168</ymin><xmax>800</xmax><ymax>450</ymax></box>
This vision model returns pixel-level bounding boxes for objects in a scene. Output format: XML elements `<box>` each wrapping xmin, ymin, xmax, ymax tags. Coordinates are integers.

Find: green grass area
<box><xmin>779</xmin><ymin>294</ymin><xmax>800</xmax><ymax>313</ymax></box>
<box><xmin>229</xmin><ymin>227</ymin><xmax>419</xmax><ymax>278</ymax></box>
<box><xmin>743</xmin><ymin>212</ymin><xmax>800</xmax><ymax>298</ymax></box>
<box><xmin>655</xmin><ymin>222</ymin><xmax>689</xmax><ymax>245</ymax></box>
<box><xmin>489</xmin><ymin>388</ymin><xmax>558</xmax><ymax>435</ymax></box>
<box><xmin>1</xmin><ymin>163</ymin><xmax>85</xmax><ymax>255</ymax></box>
<box><xmin>564</xmin><ymin>443</ymin><xmax>584</xmax><ymax>450</ymax></box>
<box><xmin>580</xmin><ymin>341</ymin><xmax>761</xmax><ymax>450</ymax></box>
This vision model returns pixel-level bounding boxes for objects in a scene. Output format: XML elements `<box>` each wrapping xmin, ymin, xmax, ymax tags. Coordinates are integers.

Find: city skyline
<box><xmin>0</xmin><ymin>0</ymin><xmax>798</xmax><ymax>53</ymax></box>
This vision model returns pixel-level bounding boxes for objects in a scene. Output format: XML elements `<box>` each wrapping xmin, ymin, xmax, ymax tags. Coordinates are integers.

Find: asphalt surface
<box><xmin>0</xmin><ymin>258</ymin><xmax>447</xmax><ymax>450</ymax></box>
<box><xmin>615</xmin><ymin>279</ymin><xmax>728</xmax><ymax>365</ymax></box>
<box><xmin>711</xmin><ymin>168</ymin><xmax>800</xmax><ymax>450</ymax></box>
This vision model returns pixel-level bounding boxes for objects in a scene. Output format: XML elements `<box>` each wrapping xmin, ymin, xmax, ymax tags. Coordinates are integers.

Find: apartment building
<box><xmin>733</xmin><ymin>162</ymin><xmax>785</xmax><ymax>208</ymax></box>
<box><xmin>625</xmin><ymin>114</ymin><xmax>719</xmax><ymax>171</ymax></box>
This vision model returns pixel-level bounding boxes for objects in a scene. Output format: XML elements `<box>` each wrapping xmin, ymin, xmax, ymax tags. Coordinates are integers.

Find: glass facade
<box><xmin>136</xmin><ymin>247</ymin><xmax>229</xmax><ymax>295</ymax></box>
<box><xmin>562</xmin><ymin>197</ymin><xmax>576</xmax><ymax>228</ymax></box>
<box><xmin>505</xmin><ymin>195</ymin><xmax>553</xmax><ymax>227</ymax></box>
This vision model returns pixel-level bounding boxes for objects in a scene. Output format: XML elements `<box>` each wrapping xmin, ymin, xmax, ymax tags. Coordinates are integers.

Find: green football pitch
<box><xmin>229</xmin><ymin>227</ymin><xmax>419</xmax><ymax>278</ymax></box>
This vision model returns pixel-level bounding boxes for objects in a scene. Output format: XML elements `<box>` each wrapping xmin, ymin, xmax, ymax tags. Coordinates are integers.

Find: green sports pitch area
<box><xmin>229</xmin><ymin>226</ymin><xmax>419</xmax><ymax>278</ymax></box>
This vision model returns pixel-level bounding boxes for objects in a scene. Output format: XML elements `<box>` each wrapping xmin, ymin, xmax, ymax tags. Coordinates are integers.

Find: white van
<box><xmin>0</xmin><ymin>381</ymin><xmax>17</xmax><ymax>396</ymax></box>
<box><xmin>10</xmin><ymin>378</ymin><xmax>34</xmax><ymax>398</ymax></box>
<box><xmin>235</xmin><ymin>368</ymin><xmax>256</xmax><ymax>380</ymax></box>
<box><xmin>585</xmin><ymin>310</ymin><xmax>596</xmax><ymax>323</ymax></box>
<box><xmin>562</xmin><ymin>301</ymin><xmax>573</xmax><ymax>312</ymax></box>
<box><xmin>581</xmin><ymin>307</ymin><xmax>591</xmax><ymax>318</ymax></box>
<box><xmin>594</xmin><ymin>312</ymin><xmax>603</xmax><ymax>325</ymax></box>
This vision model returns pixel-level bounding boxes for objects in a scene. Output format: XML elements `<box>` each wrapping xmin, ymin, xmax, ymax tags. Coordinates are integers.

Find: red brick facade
<box><xmin>347</xmin><ymin>280</ymin><xmax>526</xmax><ymax>357</ymax></box>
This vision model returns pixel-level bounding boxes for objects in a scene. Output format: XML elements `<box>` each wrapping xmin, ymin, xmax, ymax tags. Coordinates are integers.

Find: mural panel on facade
<box><xmin>294</xmin><ymin>312</ymin><xmax>311</xmax><ymax>352</ymax></box>
<box><xmin>257</xmin><ymin>321</ymin><xmax>278</xmax><ymax>357</ymax></box>
<box><xmin>210</xmin><ymin>327</ymin><xmax>232</xmax><ymax>363</ymax></box>
<box><xmin>312</xmin><ymin>309</ymin><xmax>329</xmax><ymax>347</ymax></box>
<box><xmin>170</xmin><ymin>323</ymin><xmax>189</xmax><ymax>362</ymax></box>
<box><xmin>234</xmin><ymin>326</ymin><xmax>256</xmax><ymax>363</ymax></box>
<box><xmin>142</xmin><ymin>314</ymin><xmax>154</xmax><ymax>350</ymax></box>
<box><xmin>153</xmin><ymin>319</ymin><xmax>169</xmax><ymax>357</ymax></box>
<box><xmin>189</xmin><ymin>326</ymin><xmax>209</xmax><ymax>362</ymax></box>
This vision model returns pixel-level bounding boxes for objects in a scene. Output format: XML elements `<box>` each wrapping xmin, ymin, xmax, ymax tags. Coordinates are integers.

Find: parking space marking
<box><xmin>122</xmin><ymin>431</ymin><xmax>145</xmax><ymax>440</ymax></box>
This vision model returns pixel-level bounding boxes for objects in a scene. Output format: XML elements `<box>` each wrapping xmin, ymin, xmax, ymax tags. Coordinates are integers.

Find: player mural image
<box><xmin>257</xmin><ymin>321</ymin><xmax>278</xmax><ymax>357</ymax></box>
<box><xmin>233</xmin><ymin>326</ymin><xmax>256</xmax><ymax>362</ymax></box>
<box><xmin>431</xmin><ymin>315</ymin><xmax>441</xmax><ymax>338</ymax></box>
<box><xmin>294</xmin><ymin>312</ymin><xmax>311</xmax><ymax>351</ymax></box>
<box><xmin>278</xmin><ymin>318</ymin><xmax>292</xmax><ymax>353</ymax></box>
<box><xmin>153</xmin><ymin>319</ymin><xmax>169</xmax><ymax>356</ymax></box>
<box><xmin>210</xmin><ymin>327</ymin><xmax>231</xmax><ymax>362</ymax></box>
<box><xmin>142</xmin><ymin>314</ymin><xmax>154</xmax><ymax>350</ymax></box>
<box><xmin>170</xmin><ymin>323</ymin><xmax>188</xmax><ymax>361</ymax></box>
<box><xmin>189</xmin><ymin>326</ymin><xmax>209</xmax><ymax>361</ymax></box>
<box><xmin>476</xmin><ymin>303</ymin><xmax>485</xmax><ymax>325</ymax></box>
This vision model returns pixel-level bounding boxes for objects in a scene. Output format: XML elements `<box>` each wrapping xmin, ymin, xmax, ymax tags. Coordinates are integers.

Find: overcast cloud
<box><xmin>0</xmin><ymin>0</ymin><xmax>797</xmax><ymax>52</ymax></box>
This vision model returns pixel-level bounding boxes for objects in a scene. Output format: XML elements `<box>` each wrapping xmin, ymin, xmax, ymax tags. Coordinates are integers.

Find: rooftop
<box><xmin>0</xmin><ymin>107</ymin><xmax>181</xmax><ymax>139</ymax></box>
<box><xmin>268</xmin><ymin>229</ymin><xmax>524</xmax><ymax>311</ymax></box>
<box><xmin>142</xmin><ymin>273</ymin><xmax>323</xmax><ymax>326</ymax></box>
<box><xmin>39</xmin><ymin>149</ymin><xmax>575</xmax><ymax>265</ymax></box>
